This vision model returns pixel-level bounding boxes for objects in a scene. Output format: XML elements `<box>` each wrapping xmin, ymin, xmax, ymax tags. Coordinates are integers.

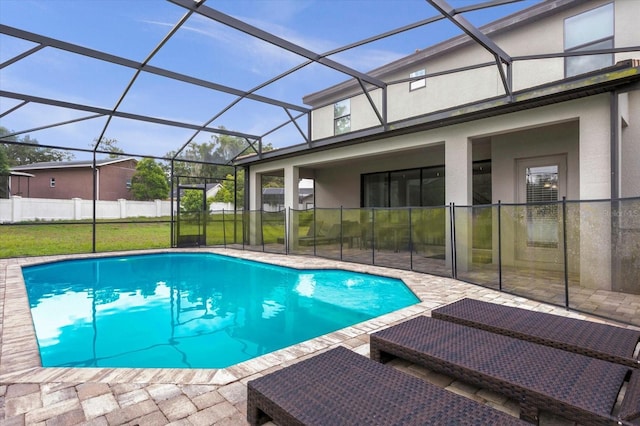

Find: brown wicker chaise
<box><xmin>370</xmin><ymin>317</ymin><xmax>640</xmax><ymax>425</ymax></box>
<box><xmin>247</xmin><ymin>346</ymin><xmax>526</xmax><ymax>425</ymax></box>
<box><xmin>432</xmin><ymin>298</ymin><xmax>640</xmax><ymax>368</ymax></box>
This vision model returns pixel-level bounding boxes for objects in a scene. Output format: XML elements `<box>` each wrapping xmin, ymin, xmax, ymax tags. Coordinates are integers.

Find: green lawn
<box><xmin>0</xmin><ymin>213</ymin><xmax>288</xmax><ymax>258</ymax></box>
<box><xmin>0</xmin><ymin>221</ymin><xmax>172</xmax><ymax>258</ymax></box>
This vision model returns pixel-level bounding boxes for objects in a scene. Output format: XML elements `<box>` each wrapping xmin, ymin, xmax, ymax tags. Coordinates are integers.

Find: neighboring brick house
<box><xmin>11</xmin><ymin>158</ymin><xmax>137</xmax><ymax>200</ymax></box>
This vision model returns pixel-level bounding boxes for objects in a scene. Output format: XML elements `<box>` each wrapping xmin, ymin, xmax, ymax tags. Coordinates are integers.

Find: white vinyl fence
<box><xmin>0</xmin><ymin>197</ymin><xmax>234</xmax><ymax>223</ymax></box>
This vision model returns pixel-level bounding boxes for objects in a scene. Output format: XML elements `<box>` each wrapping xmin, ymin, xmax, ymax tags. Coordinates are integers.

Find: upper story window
<box><xmin>334</xmin><ymin>99</ymin><xmax>350</xmax><ymax>135</ymax></box>
<box><xmin>564</xmin><ymin>3</ymin><xmax>614</xmax><ymax>77</ymax></box>
<box><xmin>50</xmin><ymin>178</ymin><xmax>56</xmax><ymax>188</ymax></box>
<box><xmin>409</xmin><ymin>69</ymin><xmax>426</xmax><ymax>91</ymax></box>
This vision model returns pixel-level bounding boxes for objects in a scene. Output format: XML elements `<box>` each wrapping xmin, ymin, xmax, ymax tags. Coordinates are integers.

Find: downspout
<box><xmin>382</xmin><ymin>86</ymin><xmax>388</xmax><ymax>131</ymax></box>
<box><xmin>610</xmin><ymin>91</ymin><xmax>619</xmax><ymax>199</ymax></box>
<box><xmin>233</xmin><ymin>166</ymin><xmax>237</xmax><ymax>245</ymax></box>
<box><xmin>610</xmin><ymin>91</ymin><xmax>620</xmax><ymax>292</ymax></box>
<box><xmin>96</xmin><ymin>167</ymin><xmax>100</xmax><ymax>201</ymax></box>
<box><xmin>243</xmin><ymin>165</ymin><xmax>250</xmax><ymax>211</ymax></box>
<box><xmin>243</xmin><ymin>165</ymin><xmax>250</xmax><ymax>247</ymax></box>
<box><xmin>92</xmin><ymin>153</ymin><xmax>97</xmax><ymax>253</ymax></box>
<box><xmin>170</xmin><ymin>160</ymin><xmax>175</xmax><ymax>247</ymax></box>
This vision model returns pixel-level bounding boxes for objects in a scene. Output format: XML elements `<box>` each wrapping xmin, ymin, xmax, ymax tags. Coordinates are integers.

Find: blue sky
<box><xmin>0</xmin><ymin>0</ymin><xmax>540</xmax><ymax>160</ymax></box>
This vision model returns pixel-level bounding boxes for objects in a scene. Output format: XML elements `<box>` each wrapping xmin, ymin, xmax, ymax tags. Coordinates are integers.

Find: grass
<box><xmin>2</xmin><ymin>210</ymin><xmax>455</xmax><ymax>258</ymax></box>
<box><xmin>0</xmin><ymin>221</ymin><xmax>172</xmax><ymax>258</ymax></box>
<box><xmin>0</xmin><ymin>214</ymin><xmax>288</xmax><ymax>258</ymax></box>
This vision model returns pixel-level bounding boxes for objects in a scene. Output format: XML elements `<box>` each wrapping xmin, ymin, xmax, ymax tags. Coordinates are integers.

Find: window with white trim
<box><xmin>409</xmin><ymin>69</ymin><xmax>426</xmax><ymax>91</ymax></box>
<box><xmin>564</xmin><ymin>3</ymin><xmax>614</xmax><ymax>77</ymax></box>
<box><xmin>50</xmin><ymin>178</ymin><xmax>56</xmax><ymax>188</ymax></box>
<box><xmin>334</xmin><ymin>99</ymin><xmax>350</xmax><ymax>135</ymax></box>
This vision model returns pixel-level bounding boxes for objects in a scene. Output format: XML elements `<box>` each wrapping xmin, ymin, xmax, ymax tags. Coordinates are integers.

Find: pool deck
<box><xmin>1</xmin><ymin>248</ymin><xmax>638</xmax><ymax>425</ymax></box>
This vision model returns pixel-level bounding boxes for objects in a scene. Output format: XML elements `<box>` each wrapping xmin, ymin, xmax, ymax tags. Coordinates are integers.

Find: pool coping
<box><xmin>0</xmin><ymin>248</ymin><xmax>442</xmax><ymax>386</ymax></box>
<box><xmin>1</xmin><ymin>247</ymin><xmax>597</xmax><ymax>389</ymax></box>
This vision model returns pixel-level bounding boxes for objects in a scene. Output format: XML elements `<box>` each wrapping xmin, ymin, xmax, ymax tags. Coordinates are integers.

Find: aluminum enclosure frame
<box><xmin>2</xmin><ymin>0</ymin><xmax>638</xmax><ymax>252</ymax></box>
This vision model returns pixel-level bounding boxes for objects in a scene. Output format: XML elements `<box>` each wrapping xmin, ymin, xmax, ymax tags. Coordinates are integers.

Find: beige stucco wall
<box><xmin>311</xmin><ymin>107</ymin><xmax>335</xmax><ymax>141</ymax></box>
<box><xmin>250</xmin><ymin>91</ymin><xmax>630</xmax><ymax>290</ymax></box>
<box><xmin>613</xmin><ymin>0</ymin><xmax>639</xmax><ymax>63</ymax></box>
<box><xmin>491</xmin><ymin>120</ymin><xmax>580</xmax><ymax>203</ymax></box>
<box><xmin>313</xmin><ymin>145</ymin><xmax>446</xmax><ymax>208</ymax></box>
<box><xmin>251</xmin><ymin>95</ymin><xmax>615</xmax><ymax>209</ymax></box>
<box><xmin>387</xmin><ymin>65</ymin><xmax>502</xmax><ymax>123</ymax></box>
<box><xmin>249</xmin><ymin>140</ymin><xmax>446</xmax><ymax>210</ymax></box>
<box><xmin>621</xmin><ymin>90</ymin><xmax>640</xmax><ymax>197</ymax></box>
<box><xmin>308</xmin><ymin>0</ymin><xmax>638</xmax><ymax>139</ymax></box>
<box><xmin>248</xmin><ymin>0</ymin><xmax>638</xmax><ymax>295</ymax></box>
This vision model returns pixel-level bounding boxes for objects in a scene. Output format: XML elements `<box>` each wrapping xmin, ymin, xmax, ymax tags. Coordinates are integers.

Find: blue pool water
<box><xmin>22</xmin><ymin>253</ymin><xmax>418</xmax><ymax>369</ymax></box>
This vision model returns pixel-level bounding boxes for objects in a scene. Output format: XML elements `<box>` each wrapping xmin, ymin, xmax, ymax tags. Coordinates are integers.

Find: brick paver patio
<box><xmin>2</xmin><ymin>249</ymin><xmax>638</xmax><ymax>425</ymax></box>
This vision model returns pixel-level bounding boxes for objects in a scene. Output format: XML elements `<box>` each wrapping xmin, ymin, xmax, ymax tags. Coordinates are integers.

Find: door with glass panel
<box><xmin>516</xmin><ymin>155</ymin><xmax>567</xmax><ymax>264</ymax></box>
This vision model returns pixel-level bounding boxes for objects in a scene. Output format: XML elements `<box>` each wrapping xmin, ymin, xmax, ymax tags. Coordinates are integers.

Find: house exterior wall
<box><xmin>250</xmin><ymin>140</ymin><xmax>446</xmax><ymax>210</ymax></box>
<box><xmin>13</xmin><ymin>160</ymin><xmax>137</xmax><ymax>201</ymax></box>
<box><xmin>252</xmin><ymin>96</ymin><xmax>606</xmax><ymax>208</ymax></box>
<box><xmin>313</xmin><ymin>145</ymin><xmax>446</xmax><ymax>208</ymax></box>
<box><xmin>97</xmin><ymin>160</ymin><xmax>137</xmax><ymax>201</ymax></box>
<box><xmin>15</xmin><ymin>168</ymin><xmax>92</xmax><ymax>200</ymax></box>
<box><xmin>385</xmin><ymin>54</ymin><xmax>501</xmax><ymax>123</ymax></box>
<box><xmin>621</xmin><ymin>91</ymin><xmax>640</xmax><ymax>197</ymax></box>
<box><xmin>308</xmin><ymin>0</ymin><xmax>638</xmax><ymax>140</ymax></box>
<box><xmin>491</xmin><ymin>120</ymin><xmax>580</xmax><ymax>203</ymax></box>
<box><xmin>246</xmin><ymin>0</ymin><xmax>637</xmax><ymax>293</ymax></box>
<box><xmin>250</xmin><ymin>92</ymin><xmax>621</xmax><ymax>288</ymax></box>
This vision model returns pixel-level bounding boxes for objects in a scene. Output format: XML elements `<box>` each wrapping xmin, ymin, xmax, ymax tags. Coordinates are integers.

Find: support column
<box><xmin>248</xmin><ymin>169</ymin><xmax>263</xmax><ymax>245</ymax></box>
<box><xmin>579</xmin><ymin>100</ymin><xmax>611</xmax><ymax>289</ymax></box>
<box><xmin>248</xmin><ymin>169</ymin><xmax>261</xmax><ymax>211</ymax></box>
<box><xmin>445</xmin><ymin>135</ymin><xmax>472</xmax><ymax>273</ymax></box>
<box><xmin>284</xmin><ymin>166</ymin><xmax>300</xmax><ymax>249</ymax></box>
<box><xmin>284</xmin><ymin>166</ymin><xmax>300</xmax><ymax>211</ymax></box>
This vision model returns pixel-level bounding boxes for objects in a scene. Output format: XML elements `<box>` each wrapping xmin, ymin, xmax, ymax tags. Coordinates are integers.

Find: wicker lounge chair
<box><xmin>370</xmin><ymin>317</ymin><xmax>640</xmax><ymax>425</ymax></box>
<box><xmin>247</xmin><ymin>346</ymin><xmax>526</xmax><ymax>425</ymax></box>
<box><xmin>432</xmin><ymin>298</ymin><xmax>640</xmax><ymax>368</ymax></box>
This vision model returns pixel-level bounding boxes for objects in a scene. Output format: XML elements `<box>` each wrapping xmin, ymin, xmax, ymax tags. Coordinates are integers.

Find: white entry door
<box><xmin>516</xmin><ymin>155</ymin><xmax>567</xmax><ymax>264</ymax></box>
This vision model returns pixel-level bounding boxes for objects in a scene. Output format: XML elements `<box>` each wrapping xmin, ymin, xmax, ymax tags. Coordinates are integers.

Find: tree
<box><xmin>0</xmin><ymin>126</ymin><xmax>74</xmax><ymax>166</ymax></box>
<box><xmin>0</xmin><ymin>148</ymin><xmax>9</xmax><ymax>176</ymax></box>
<box><xmin>213</xmin><ymin>184</ymin><xmax>233</xmax><ymax>204</ymax></box>
<box><xmin>180</xmin><ymin>189</ymin><xmax>214</xmax><ymax>212</ymax></box>
<box><xmin>213</xmin><ymin>170</ymin><xmax>244</xmax><ymax>205</ymax></box>
<box><xmin>0</xmin><ymin>148</ymin><xmax>10</xmax><ymax>199</ymax></box>
<box><xmin>130</xmin><ymin>158</ymin><xmax>170</xmax><ymax>201</ymax></box>
<box><xmin>164</xmin><ymin>127</ymin><xmax>273</xmax><ymax>183</ymax></box>
<box><xmin>262</xmin><ymin>175</ymin><xmax>284</xmax><ymax>188</ymax></box>
<box><xmin>92</xmin><ymin>137</ymin><xmax>124</xmax><ymax>158</ymax></box>
<box><xmin>212</xmin><ymin>172</ymin><xmax>284</xmax><ymax>207</ymax></box>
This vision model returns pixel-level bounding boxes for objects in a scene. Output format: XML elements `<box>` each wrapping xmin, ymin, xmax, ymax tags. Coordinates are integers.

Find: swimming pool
<box><xmin>22</xmin><ymin>252</ymin><xmax>418</xmax><ymax>369</ymax></box>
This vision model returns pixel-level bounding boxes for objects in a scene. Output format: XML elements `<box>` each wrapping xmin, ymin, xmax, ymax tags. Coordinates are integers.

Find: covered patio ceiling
<box><xmin>0</xmin><ymin>0</ymin><xmax>547</xmax><ymax>167</ymax></box>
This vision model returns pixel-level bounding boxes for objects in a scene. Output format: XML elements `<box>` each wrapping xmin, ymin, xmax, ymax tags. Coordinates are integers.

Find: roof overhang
<box><xmin>12</xmin><ymin>157</ymin><xmax>138</xmax><ymax>171</ymax></box>
<box><xmin>8</xmin><ymin>171</ymin><xmax>35</xmax><ymax>177</ymax></box>
<box><xmin>236</xmin><ymin>60</ymin><xmax>640</xmax><ymax>167</ymax></box>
